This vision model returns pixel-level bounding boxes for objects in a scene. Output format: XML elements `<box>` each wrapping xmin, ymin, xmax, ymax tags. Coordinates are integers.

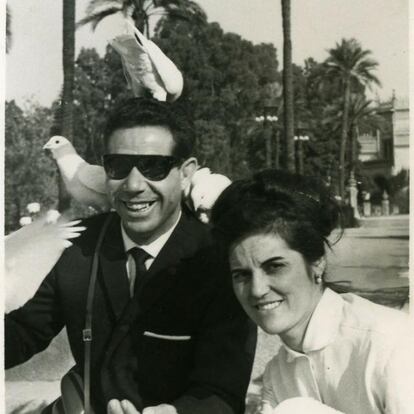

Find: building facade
<box><xmin>358</xmin><ymin>95</ymin><xmax>409</xmax><ymax>178</ymax></box>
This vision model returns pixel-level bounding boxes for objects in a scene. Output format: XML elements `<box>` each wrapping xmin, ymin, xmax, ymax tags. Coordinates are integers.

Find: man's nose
<box><xmin>250</xmin><ymin>272</ymin><xmax>270</xmax><ymax>298</ymax></box>
<box><xmin>123</xmin><ymin>167</ymin><xmax>148</xmax><ymax>192</ymax></box>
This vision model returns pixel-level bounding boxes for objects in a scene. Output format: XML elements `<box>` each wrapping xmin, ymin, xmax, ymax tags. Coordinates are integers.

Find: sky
<box><xmin>5</xmin><ymin>0</ymin><xmax>410</xmax><ymax>107</ymax></box>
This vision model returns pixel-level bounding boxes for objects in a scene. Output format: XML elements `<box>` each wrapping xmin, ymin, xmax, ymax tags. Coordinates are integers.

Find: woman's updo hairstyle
<box><xmin>211</xmin><ymin>169</ymin><xmax>342</xmax><ymax>264</ymax></box>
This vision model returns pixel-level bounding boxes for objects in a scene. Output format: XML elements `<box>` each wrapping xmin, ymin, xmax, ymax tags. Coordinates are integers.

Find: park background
<box><xmin>3</xmin><ymin>0</ymin><xmax>412</xmax><ymax>413</ymax></box>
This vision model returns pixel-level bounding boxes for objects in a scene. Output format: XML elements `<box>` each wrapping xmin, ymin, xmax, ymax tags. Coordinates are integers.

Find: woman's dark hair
<box><xmin>103</xmin><ymin>97</ymin><xmax>195</xmax><ymax>159</ymax></box>
<box><xmin>211</xmin><ymin>169</ymin><xmax>342</xmax><ymax>264</ymax></box>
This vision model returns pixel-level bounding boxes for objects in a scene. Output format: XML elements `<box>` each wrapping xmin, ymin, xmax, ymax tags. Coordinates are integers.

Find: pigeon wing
<box><xmin>111</xmin><ymin>34</ymin><xmax>166</xmax><ymax>100</ymax></box>
<box><xmin>131</xmin><ymin>24</ymin><xmax>183</xmax><ymax>101</ymax></box>
<box><xmin>77</xmin><ymin>163</ymin><xmax>107</xmax><ymax>195</ymax></box>
<box><xmin>75</xmin><ymin>163</ymin><xmax>111</xmax><ymax>211</ymax></box>
<box><xmin>5</xmin><ymin>216</ymin><xmax>85</xmax><ymax>312</ymax></box>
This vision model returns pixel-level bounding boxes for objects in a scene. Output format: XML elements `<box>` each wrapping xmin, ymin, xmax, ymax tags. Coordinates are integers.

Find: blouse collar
<box><xmin>282</xmin><ymin>288</ymin><xmax>344</xmax><ymax>361</ymax></box>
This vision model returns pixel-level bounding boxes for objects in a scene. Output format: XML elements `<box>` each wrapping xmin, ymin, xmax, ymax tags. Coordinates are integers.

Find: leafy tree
<box><xmin>153</xmin><ymin>18</ymin><xmax>279</xmax><ymax>177</ymax></box>
<box><xmin>5</xmin><ymin>101</ymin><xmax>58</xmax><ymax>233</ymax></box>
<box><xmin>72</xmin><ymin>47</ymin><xmax>131</xmax><ymax>163</ymax></box>
<box><xmin>324</xmin><ymin>38</ymin><xmax>380</xmax><ymax>199</ymax></box>
<box><xmin>78</xmin><ymin>0</ymin><xmax>207</xmax><ymax>36</ymax></box>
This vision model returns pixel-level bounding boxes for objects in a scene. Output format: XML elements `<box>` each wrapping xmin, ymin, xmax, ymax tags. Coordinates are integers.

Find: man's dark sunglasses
<box><xmin>102</xmin><ymin>154</ymin><xmax>181</xmax><ymax>181</ymax></box>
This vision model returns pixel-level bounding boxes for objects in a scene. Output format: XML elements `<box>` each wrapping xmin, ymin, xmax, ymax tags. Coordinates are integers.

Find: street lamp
<box><xmin>255</xmin><ymin>106</ymin><xmax>278</xmax><ymax>168</ymax></box>
<box><xmin>294</xmin><ymin>128</ymin><xmax>310</xmax><ymax>175</ymax></box>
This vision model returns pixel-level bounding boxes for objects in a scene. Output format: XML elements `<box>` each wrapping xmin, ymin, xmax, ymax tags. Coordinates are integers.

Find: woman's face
<box><xmin>229</xmin><ymin>233</ymin><xmax>323</xmax><ymax>348</ymax></box>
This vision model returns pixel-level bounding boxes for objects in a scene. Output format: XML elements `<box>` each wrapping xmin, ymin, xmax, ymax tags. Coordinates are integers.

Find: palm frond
<box><xmin>85</xmin><ymin>0</ymin><xmax>123</xmax><ymax>16</ymax></box>
<box><xmin>77</xmin><ymin>6</ymin><xmax>123</xmax><ymax>29</ymax></box>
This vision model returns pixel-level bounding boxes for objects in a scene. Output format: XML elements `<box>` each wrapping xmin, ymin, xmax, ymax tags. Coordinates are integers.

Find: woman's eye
<box><xmin>265</xmin><ymin>262</ymin><xmax>284</xmax><ymax>274</ymax></box>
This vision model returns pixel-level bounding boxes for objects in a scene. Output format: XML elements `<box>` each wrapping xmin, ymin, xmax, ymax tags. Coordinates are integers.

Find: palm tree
<box><xmin>281</xmin><ymin>0</ymin><xmax>295</xmax><ymax>172</ymax></box>
<box><xmin>324</xmin><ymin>38</ymin><xmax>380</xmax><ymax>199</ymax></box>
<box><xmin>78</xmin><ymin>0</ymin><xmax>206</xmax><ymax>37</ymax></box>
<box><xmin>6</xmin><ymin>5</ymin><xmax>12</xmax><ymax>53</ymax></box>
<box><xmin>348</xmin><ymin>95</ymin><xmax>384</xmax><ymax>170</ymax></box>
<box><xmin>323</xmin><ymin>94</ymin><xmax>384</xmax><ymax>173</ymax></box>
<box><xmin>62</xmin><ymin>0</ymin><xmax>76</xmax><ymax>142</ymax></box>
<box><xmin>54</xmin><ymin>0</ymin><xmax>76</xmax><ymax>211</ymax></box>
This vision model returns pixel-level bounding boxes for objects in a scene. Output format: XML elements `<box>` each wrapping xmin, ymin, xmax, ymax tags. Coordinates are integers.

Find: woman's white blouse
<box><xmin>261</xmin><ymin>288</ymin><xmax>414</xmax><ymax>414</ymax></box>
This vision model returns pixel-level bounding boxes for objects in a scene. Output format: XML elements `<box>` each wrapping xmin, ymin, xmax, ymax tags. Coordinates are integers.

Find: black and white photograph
<box><xmin>3</xmin><ymin>1</ymin><xmax>412</xmax><ymax>413</ymax></box>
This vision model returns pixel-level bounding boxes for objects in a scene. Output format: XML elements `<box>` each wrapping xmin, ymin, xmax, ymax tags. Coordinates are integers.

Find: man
<box><xmin>5</xmin><ymin>97</ymin><xmax>256</xmax><ymax>414</ymax></box>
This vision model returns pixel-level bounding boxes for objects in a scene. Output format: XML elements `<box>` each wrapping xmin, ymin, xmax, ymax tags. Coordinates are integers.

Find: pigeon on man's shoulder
<box><xmin>43</xmin><ymin>136</ymin><xmax>111</xmax><ymax>211</ymax></box>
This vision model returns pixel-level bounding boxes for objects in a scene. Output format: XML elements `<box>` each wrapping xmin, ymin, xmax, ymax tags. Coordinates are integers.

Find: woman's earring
<box><xmin>315</xmin><ymin>274</ymin><xmax>322</xmax><ymax>284</ymax></box>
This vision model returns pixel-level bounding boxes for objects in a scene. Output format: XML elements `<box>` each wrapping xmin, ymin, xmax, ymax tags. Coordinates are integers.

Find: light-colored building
<box><xmin>358</xmin><ymin>95</ymin><xmax>409</xmax><ymax>178</ymax></box>
<box><xmin>391</xmin><ymin>97</ymin><xmax>410</xmax><ymax>172</ymax></box>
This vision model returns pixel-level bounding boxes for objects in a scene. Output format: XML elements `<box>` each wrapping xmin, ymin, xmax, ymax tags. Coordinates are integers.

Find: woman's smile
<box><xmin>254</xmin><ymin>299</ymin><xmax>284</xmax><ymax>312</ymax></box>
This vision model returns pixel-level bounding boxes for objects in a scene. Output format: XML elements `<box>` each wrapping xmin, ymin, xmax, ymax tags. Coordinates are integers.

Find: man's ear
<box><xmin>180</xmin><ymin>157</ymin><xmax>198</xmax><ymax>191</ymax></box>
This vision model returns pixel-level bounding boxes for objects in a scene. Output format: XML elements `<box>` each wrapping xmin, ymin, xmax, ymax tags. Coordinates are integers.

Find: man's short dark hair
<box><xmin>104</xmin><ymin>97</ymin><xmax>195</xmax><ymax>159</ymax></box>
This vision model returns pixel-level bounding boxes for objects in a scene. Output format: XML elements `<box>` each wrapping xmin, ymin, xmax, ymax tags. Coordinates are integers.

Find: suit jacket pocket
<box><xmin>137</xmin><ymin>333</ymin><xmax>195</xmax><ymax>403</ymax></box>
<box><xmin>143</xmin><ymin>331</ymin><xmax>192</xmax><ymax>341</ymax></box>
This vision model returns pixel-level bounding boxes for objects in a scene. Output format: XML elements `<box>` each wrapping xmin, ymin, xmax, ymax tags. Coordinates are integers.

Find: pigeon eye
<box><xmin>55</xmin><ymin>140</ymin><xmax>60</xmax><ymax>144</ymax></box>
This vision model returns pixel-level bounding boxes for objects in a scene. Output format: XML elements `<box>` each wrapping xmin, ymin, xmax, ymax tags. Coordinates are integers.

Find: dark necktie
<box><xmin>129</xmin><ymin>247</ymin><xmax>151</xmax><ymax>297</ymax></box>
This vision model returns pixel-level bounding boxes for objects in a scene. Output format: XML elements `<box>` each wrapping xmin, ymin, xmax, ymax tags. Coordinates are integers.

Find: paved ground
<box><xmin>328</xmin><ymin>215</ymin><xmax>409</xmax><ymax>286</ymax></box>
<box><xmin>5</xmin><ymin>215</ymin><xmax>410</xmax><ymax>413</ymax></box>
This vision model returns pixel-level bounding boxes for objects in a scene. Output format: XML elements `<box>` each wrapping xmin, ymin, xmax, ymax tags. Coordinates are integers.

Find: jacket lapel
<box><xmin>99</xmin><ymin>214</ymin><xmax>131</xmax><ymax>320</ymax></box>
<box><xmin>140</xmin><ymin>212</ymin><xmax>207</xmax><ymax>311</ymax></box>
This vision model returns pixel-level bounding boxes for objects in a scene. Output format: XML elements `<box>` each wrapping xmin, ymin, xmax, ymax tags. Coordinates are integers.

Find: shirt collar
<box><xmin>121</xmin><ymin>211</ymin><xmax>182</xmax><ymax>259</ymax></box>
<box><xmin>282</xmin><ymin>288</ymin><xmax>344</xmax><ymax>361</ymax></box>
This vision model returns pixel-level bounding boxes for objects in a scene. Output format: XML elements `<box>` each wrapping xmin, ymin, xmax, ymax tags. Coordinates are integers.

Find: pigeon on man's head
<box><xmin>5</xmin><ymin>211</ymin><xmax>86</xmax><ymax>312</ymax></box>
<box><xmin>95</xmin><ymin>13</ymin><xmax>183</xmax><ymax>102</ymax></box>
<box><xmin>186</xmin><ymin>168</ymin><xmax>232</xmax><ymax>223</ymax></box>
<box><xmin>43</xmin><ymin>136</ymin><xmax>110</xmax><ymax>211</ymax></box>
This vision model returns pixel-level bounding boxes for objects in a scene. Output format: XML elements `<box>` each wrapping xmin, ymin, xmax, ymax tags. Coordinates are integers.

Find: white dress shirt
<box><xmin>261</xmin><ymin>288</ymin><xmax>414</xmax><ymax>414</ymax></box>
<box><xmin>121</xmin><ymin>211</ymin><xmax>181</xmax><ymax>296</ymax></box>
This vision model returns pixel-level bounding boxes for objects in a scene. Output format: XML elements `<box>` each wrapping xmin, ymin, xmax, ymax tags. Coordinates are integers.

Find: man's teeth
<box><xmin>256</xmin><ymin>301</ymin><xmax>283</xmax><ymax>310</ymax></box>
<box><xmin>126</xmin><ymin>202</ymin><xmax>153</xmax><ymax>212</ymax></box>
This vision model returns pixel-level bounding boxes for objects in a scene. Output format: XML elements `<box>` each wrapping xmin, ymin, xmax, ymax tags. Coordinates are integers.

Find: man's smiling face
<box><xmin>106</xmin><ymin>125</ymin><xmax>185</xmax><ymax>244</ymax></box>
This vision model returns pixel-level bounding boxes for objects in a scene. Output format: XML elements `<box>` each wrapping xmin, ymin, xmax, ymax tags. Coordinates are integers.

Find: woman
<box><xmin>210</xmin><ymin>169</ymin><xmax>413</xmax><ymax>414</ymax></box>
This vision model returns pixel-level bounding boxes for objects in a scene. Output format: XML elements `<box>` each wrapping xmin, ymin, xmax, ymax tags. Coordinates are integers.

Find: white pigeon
<box><xmin>43</xmin><ymin>136</ymin><xmax>111</xmax><ymax>211</ymax></box>
<box><xmin>95</xmin><ymin>13</ymin><xmax>183</xmax><ymax>101</ymax></box>
<box><xmin>185</xmin><ymin>168</ymin><xmax>232</xmax><ymax>223</ymax></box>
<box><xmin>5</xmin><ymin>211</ymin><xmax>86</xmax><ymax>312</ymax></box>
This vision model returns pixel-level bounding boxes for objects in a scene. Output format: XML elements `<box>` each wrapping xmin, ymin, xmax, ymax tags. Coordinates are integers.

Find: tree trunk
<box><xmin>297</xmin><ymin>140</ymin><xmax>304</xmax><ymax>174</ymax></box>
<box><xmin>62</xmin><ymin>0</ymin><xmax>75</xmax><ymax>141</ymax></box>
<box><xmin>351</xmin><ymin>124</ymin><xmax>358</xmax><ymax>170</ymax></box>
<box><xmin>58</xmin><ymin>0</ymin><xmax>76</xmax><ymax>211</ymax></box>
<box><xmin>281</xmin><ymin>0</ymin><xmax>295</xmax><ymax>172</ymax></box>
<box><xmin>264</xmin><ymin>121</ymin><xmax>272</xmax><ymax>168</ymax></box>
<box><xmin>274</xmin><ymin>130</ymin><xmax>280</xmax><ymax>169</ymax></box>
<box><xmin>6</xmin><ymin>5</ymin><xmax>12</xmax><ymax>53</ymax></box>
<box><xmin>339</xmin><ymin>78</ymin><xmax>351</xmax><ymax>200</ymax></box>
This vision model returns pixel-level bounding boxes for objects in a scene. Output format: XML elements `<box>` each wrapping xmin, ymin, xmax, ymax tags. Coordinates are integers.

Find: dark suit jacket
<box><xmin>5</xmin><ymin>211</ymin><xmax>256</xmax><ymax>414</ymax></box>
